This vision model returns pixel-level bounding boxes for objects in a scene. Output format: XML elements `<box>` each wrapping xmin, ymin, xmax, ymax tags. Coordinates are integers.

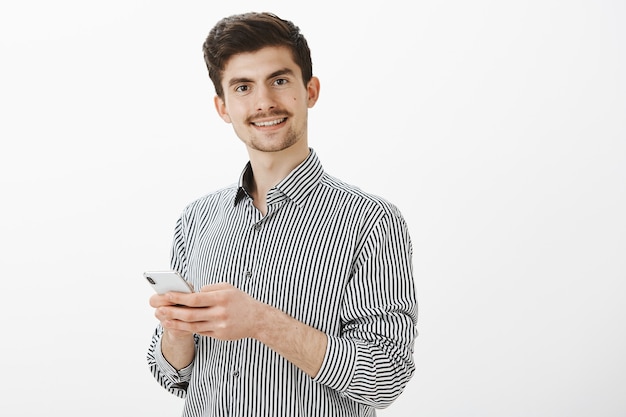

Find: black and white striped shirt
<box><xmin>147</xmin><ymin>149</ymin><xmax>418</xmax><ymax>417</ymax></box>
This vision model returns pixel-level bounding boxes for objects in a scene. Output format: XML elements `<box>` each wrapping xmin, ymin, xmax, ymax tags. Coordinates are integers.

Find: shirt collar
<box><xmin>234</xmin><ymin>148</ymin><xmax>324</xmax><ymax>207</ymax></box>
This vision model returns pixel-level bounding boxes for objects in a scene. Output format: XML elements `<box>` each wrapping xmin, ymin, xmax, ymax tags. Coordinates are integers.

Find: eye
<box><xmin>273</xmin><ymin>78</ymin><xmax>288</xmax><ymax>86</ymax></box>
<box><xmin>235</xmin><ymin>84</ymin><xmax>249</xmax><ymax>93</ymax></box>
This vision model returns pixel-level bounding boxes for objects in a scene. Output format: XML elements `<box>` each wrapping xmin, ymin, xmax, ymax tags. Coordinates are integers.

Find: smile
<box><xmin>252</xmin><ymin>118</ymin><xmax>286</xmax><ymax>127</ymax></box>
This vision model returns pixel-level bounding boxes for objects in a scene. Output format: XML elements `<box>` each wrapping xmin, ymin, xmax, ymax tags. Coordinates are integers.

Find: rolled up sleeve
<box><xmin>314</xmin><ymin>208</ymin><xmax>418</xmax><ymax>408</ymax></box>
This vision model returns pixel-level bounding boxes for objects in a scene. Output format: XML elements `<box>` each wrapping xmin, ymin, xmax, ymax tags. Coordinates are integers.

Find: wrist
<box><xmin>161</xmin><ymin>329</ymin><xmax>195</xmax><ymax>371</ymax></box>
<box><xmin>252</xmin><ymin>302</ymin><xmax>280</xmax><ymax>344</ymax></box>
<box><xmin>163</xmin><ymin>328</ymin><xmax>194</xmax><ymax>343</ymax></box>
<box><xmin>251</xmin><ymin>304</ymin><xmax>328</xmax><ymax>378</ymax></box>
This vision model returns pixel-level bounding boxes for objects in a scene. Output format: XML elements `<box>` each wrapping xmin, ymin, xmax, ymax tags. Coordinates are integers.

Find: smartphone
<box><xmin>143</xmin><ymin>270</ymin><xmax>194</xmax><ymax>294</ymax></box>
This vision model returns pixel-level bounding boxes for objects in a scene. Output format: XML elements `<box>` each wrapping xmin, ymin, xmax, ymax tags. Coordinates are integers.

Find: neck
<box><xmin>247</xmin><ymin>143</ymin><xmax>310</xmax><ymax>215</ymax></box>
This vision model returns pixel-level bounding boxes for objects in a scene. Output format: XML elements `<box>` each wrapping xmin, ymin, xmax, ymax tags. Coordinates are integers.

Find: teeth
<box><xmin>254</xmin><ymin>118</ymin><xmax>285</xmax><ymax>127</ymax></box>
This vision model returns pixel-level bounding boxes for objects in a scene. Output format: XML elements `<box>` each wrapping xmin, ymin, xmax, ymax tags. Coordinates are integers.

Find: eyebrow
<box><xmin>227</xmin><ymin>67</ymin><xmax>296</xmax><ymax>88</ymax></box>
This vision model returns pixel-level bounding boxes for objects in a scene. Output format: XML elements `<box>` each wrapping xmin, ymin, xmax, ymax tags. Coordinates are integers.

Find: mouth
<box><xmin>251</xmin><ymin>117</ymin><xmax>287</xmax><ymax>127</ymax></box>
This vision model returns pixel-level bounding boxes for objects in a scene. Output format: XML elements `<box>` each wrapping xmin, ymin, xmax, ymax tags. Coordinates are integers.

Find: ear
<box><xmin>214</xmin><ymin>95</ymin><xmax>232</xmax><ymax>123</ymax></box>
<box><xmin>306</xmin><ymin>76</ymin><xmax>321</xmax><ymax>108</ymax></box>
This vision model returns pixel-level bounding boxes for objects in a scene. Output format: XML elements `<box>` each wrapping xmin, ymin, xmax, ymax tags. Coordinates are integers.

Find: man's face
<box><xmin>214</xmin><ymin>46</ymin><xmax>319</xmax><ymax>154</ymax></box>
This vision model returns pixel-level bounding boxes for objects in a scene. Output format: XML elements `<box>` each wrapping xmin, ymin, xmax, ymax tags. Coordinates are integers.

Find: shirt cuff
<box><xmin>313</xmin><ymin>334</ymin><xmax>357</xmax><ymax>393</ymax></box>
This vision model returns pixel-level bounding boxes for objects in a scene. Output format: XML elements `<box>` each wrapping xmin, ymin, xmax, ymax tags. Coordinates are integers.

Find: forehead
<box><xmin>222</xmin><ymin>46</ymin><xmax>301</xmax><ymax>82</ymax></box>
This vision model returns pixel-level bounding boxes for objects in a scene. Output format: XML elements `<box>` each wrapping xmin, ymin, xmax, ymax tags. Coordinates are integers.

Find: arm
<box><xmin>149</xmin><ymin>201</ymin><xmax>417</xmax><ymax>406</ymax></box>
<box><xmin>145</xmin><ymin>323</ymin><xmax>196</xmax><ymax>397</ymax></box>
<box><xmin>157</xmin><ymin>207</ymin><xmax>417</xmax><ymax>408</ymax></box>
<box><xmin>149</xmin><ymin>294</ymin><xmax>196</xmax><ymax>370</ymax></box>
<box><xmin>313</xmin><ymin>208</ymin><xmax>418</xmax><ymax>408</ymax></box>
<box><xmin>146</xmin><ymin>215</ymin><xmax>196</xmax><ymax>396</ymax></box>
<box><xmin>254</xmin><ymin>304</ymin><xmax>328</xmax><ymax>377</ymax></box>
<box><xmin>155</xmin><ymin>283</ymin><xmax>328</xmax><ymax>378</ymax></box>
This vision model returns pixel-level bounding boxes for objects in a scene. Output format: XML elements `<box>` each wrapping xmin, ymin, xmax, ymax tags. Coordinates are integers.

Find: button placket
<box><xmin>240</xmin><ymin>200</ymin><xmax>261</xmax><ymax>292</ymax></box>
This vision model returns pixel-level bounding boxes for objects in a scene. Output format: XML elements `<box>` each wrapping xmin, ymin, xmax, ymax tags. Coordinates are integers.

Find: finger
<box><xmin>158</xmin><ymin>309</ymin><xmax>217</xmax><ymax>334</ymax></box>
<box><xmin>165</xmin><ymin>319</ymin><xmax>216</xmax><ymax>335</ymax></box>
<box><xmin>164</xmin><ymin>291</ymin><xmax>201</xmax><ymax>307</ymax></box>
<box><xmin>200</xmin><ymin>282</ymin><xmax>234</xmax><ymax>292</ymax></box>
<box><xmin>156</xmin><ymin>305</ymin><xmax>206</xmax><ymax>324</ymax></box>
<box><xmin>166</xmin><ymin>289</ymin><xmax>225</xmax><ymax>308</ymax></box>
<box><xmin>149</xmin><ymin>293</ymin><xmax>179</xmax><ymax>308</ymax></box>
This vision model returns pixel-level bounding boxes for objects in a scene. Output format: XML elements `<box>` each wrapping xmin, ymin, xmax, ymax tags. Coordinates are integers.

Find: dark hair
<box><xmin>202</xmin><ymin>12</ymin><xmax>313</xmax><ymax>99</ymax></box>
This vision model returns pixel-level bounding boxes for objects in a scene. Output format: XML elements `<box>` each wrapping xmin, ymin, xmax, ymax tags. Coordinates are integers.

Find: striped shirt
<box><xmin>147</xmin><ymin>148</ymin><xmax>418</xmax><ymax>417</ymax></box>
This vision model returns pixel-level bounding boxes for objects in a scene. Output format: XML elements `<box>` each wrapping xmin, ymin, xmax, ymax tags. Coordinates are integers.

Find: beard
<box><xmin>246</xmin><ymin>124</ymin><xmax>304</xmax><ymax>152</ymax></box>
<box><xmin>238</xmin><ymin>110</ymin><xmax>307</xmax><ymax>153</ymax></box>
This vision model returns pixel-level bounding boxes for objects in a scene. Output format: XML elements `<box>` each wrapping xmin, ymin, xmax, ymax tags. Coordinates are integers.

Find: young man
<box><xmin>147</xmin><ymin>12</ymin><xmax>418</xmax><ymax>417</ymax></box>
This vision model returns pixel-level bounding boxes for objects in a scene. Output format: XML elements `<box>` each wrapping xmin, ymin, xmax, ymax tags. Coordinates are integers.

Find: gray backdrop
<box><xmin>1</xmin><ymin>1</ymin><xmax>624</xmax><ymax>416</ymax></box>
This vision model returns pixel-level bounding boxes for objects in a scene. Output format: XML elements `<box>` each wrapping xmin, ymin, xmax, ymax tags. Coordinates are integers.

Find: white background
<box><xmin>1</xmin><ymin>1</ymin><xmax>624</xmax><ymax>416</ymax></box>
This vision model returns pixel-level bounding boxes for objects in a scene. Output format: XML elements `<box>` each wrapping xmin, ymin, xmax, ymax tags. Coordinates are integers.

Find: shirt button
<box><xmin>254</xmin><ymin>223</ymin><xmax>262</xmax><ymax>231</ymax></box>
<box><xmin>233</xmin><ymin>370</ymin><xmax>240</xmax><ymax>377</ymax></box>
<box><xmin>245</xmin><ymin>271</ymin><xmax>252</xmax><ymax>279</ymax></box>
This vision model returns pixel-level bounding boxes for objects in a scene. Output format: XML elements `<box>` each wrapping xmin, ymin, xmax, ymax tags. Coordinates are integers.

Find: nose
<box><xmin>254</xmin><ymin>85</ymin><xmax>277</xmax><ymax>112</ymax></box>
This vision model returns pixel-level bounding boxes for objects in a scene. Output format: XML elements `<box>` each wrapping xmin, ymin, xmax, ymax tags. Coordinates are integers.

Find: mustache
<box><xmin>246</xmin><ymin>109</ymin><xmax>292</xmax><ymax>123</ymax></box>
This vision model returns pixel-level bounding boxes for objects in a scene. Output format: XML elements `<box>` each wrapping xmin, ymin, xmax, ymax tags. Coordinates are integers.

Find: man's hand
<box><xmin>151</xmin><ymin>282</ymin><xmax>327</xmax><ymax>377</ymax></box>
<box><xmin>153</xmin><ymin>282</ymin><xmax>266</xmax><ymax>341</ymax></box>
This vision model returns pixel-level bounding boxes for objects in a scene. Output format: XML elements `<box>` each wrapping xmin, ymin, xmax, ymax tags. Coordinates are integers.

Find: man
<box><xmin>147</xmin><ymin>11</ymin><xmax>418</xmax><ymax>417</ymax></box>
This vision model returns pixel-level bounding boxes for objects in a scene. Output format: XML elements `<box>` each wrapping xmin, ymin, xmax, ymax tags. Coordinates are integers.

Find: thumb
<box><xmin>200</xmin><ymin>282</ymin><xmax>235</xmax><ymax>292</ymax></box>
